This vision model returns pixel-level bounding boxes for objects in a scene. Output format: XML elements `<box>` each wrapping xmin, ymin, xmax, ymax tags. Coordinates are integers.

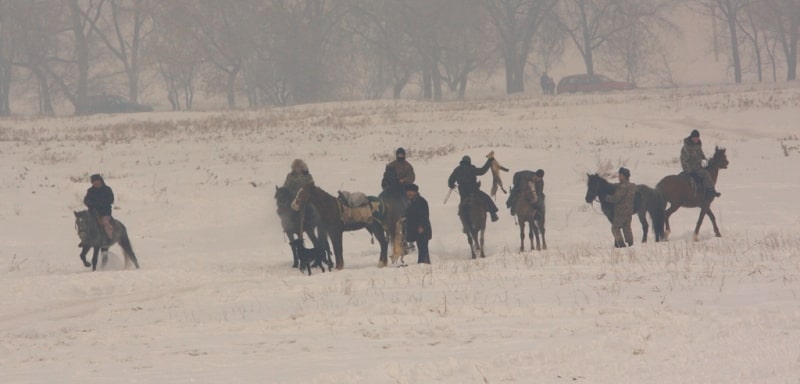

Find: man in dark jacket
<box><xmin>84</xmin><ymin>174</ymin><xmax>114</xmax><ymax>243</ymax></box>
<box><xmin>506</xmin><ymin>169</ymin><xmax>545</xmax><ymax>215</ymax></box>
<box><xmin>681</xmin><ymin>129</ymin><xmax>720</xmax><ymax>198</ymax></box>
<box><xmin>448</xmin><ymin>155</ymin><xmax>499</xmax><ymax>222</ymax></box>
<box><xmin>381</xmin><ymin>147</ymin><xmax>415</xmax><ymax>198</ymax></box>
<box><xmin>404</xmin><ymin>184</ymin><xmax>431</xmax><ymax>264</ymax></box>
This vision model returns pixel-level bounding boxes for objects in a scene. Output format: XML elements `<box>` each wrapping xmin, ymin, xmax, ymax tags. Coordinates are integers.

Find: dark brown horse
<box><xmin>292</xmin><ymin>183</ymin><xmax>389</xmax><ymax>269</ymax></box>
<box><xmin>275</xmin><ymin>186</ymin><xmax>329</xmax><ymax>269</ymax></box>
<box><xmin>657</xmin><ymin>147</ymin><xmax>729</xmax><ymax>241</ymax></box>
<box><xmin>511</xmin><ymin>180</ymin><xmax>547</xmax><ymax>251</ymax></box>
<box><xmin>459</xmin><ymin>194</ymin><xmax>488</xmax><ymax>259</ymax></box>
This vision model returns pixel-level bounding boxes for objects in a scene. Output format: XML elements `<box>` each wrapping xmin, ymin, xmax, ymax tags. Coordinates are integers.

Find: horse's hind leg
<box><xmin>479</xmin><ymin>230</ymin><xmax>486</xmax><ymax>258</ymax></box>
<box><xmin>664</xmin><ymin>203</ymin><xmax>679</xmax><ymax>239</ymax></box>
<box><xmin>79</xmin><ymin>247</ymin><xmax>92</xmax><ymax>268</ymax></box>
<box><xmin>101</xmin><ymin>248</ymin><xmax>110</xmax><ymax>269</ymax></box>
<box><xmin>466</xmin><ymin>234</ymin><xmax>477</xmax><ymax>259</ymax></box>
<box><xmin>638</xmin><ymin>211</ymin><xmax>649</xmax><ymax>243</ymax></box>
<box><xmin>518</xmin><ymin>222</ymin><xmax>526</xmax><ymax>252</ymax></box>
<box><xmin>532</xmin><ymin>224</ymin><xmax>540</xmax><ymax>251</ymax></box>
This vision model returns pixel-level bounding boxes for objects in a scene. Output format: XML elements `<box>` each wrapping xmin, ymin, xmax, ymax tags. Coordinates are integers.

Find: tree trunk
<box><xmin>579</xmin><ymin>0</ymin><xmax>595</xmax><ymax>76</ymax></box>
<box><xmin>68</xmin><ymin>0</ymin><xmax>91</xmax><ymax>114</ymax></box>
<box><xmin>226</xmin><ymin>66</ymin><xmax>239</xmax><ymax>109</ymax></box>
<box><xmin>504</xmin><ymin>51</ymin><xmax>525</xmax><ymax>94</ymax></box>
<box><xmin>726</xmin><ymin>12</ymin><xmax>742</xmax><ymax>83</ymax></box>
<box><xmin>457</xmin><ymin>73</ymin><xmax>468</xmax><ymax>99</ymax></box>
<box><xmin>788</xmin><ymin>21</ymin><xmax>798</xmax><ymax>81</ymax></box>
<box><xmin>393</xmin><ymin>72</ymin><xmax>409</xmax><ymax>99</ymax></box>
<box><xmin>422</xmin><ymin>68</ymin><xmax>432</xmax><ymax>100</ymax></box>
<box><xmin>0</xmin><ymin>62</ymin><xmax>10</xmax><ymax>116</ymax></box>
<box><xmin>33</xmin><ymin>68</ymin><xmax>55</xmax><ymax>116</ymax></box>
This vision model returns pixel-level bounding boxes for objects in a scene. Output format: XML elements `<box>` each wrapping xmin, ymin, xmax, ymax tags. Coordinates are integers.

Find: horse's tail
<box><xmin>649</xmin><ymin>189</ymin><xmax>666</xmax><ymax>242</ymax></box>
<box><xmin>118</xmin><ymin>225</ymin><xmax>140</xmax><ymax>269</ymax></box>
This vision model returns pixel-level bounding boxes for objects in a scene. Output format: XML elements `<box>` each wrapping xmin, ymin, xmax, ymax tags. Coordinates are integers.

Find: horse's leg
<box><xmin>518</xmin><ymin>220</ymin><xmax>525</xmax><ymax>252</ymax></box>
<box><xmin>638</xmin><ymin>210</ymin><xmax>649</xmax><ymax>243</ymax></box>
<box><xmin>532</xmin><ymin>222</ymin><xmax>540</xmax><ymax>251</ymax></box>
<box><xmin>693</xmin><ymin>209</ymin><xmax>707</xmax><ymax>242</ymax></box>
<box><xmin>538</xmin><ymin>219</ymin><xmax>547</xmax><ymax>250</ymax></box>
<box><xmin>101</xmin><ymin>248</ymin><xmax>110</xmax><ymax>269</ymax></box>
<box><xmin>80</xmin><ymin>246</ymin><xmax>92</xmax><ymax>268</ymax></box>
<box><xmin>375</xmin><ymin>227</ymin><xmax>389</xmax><ymax>268</ymax></box>
<box><xmin>466</xmin><ymin>233</ymin><xmax>476</xmax><ymax>259</ymax></box>
<box><xmin>287</xmin><ymin>233</ymin><xmax>299</xmax><ymax>268</ymax></box>
<box><xmin>331</xmin><ymin>231</ymin><xmax>344</xmax><ymax>270</ymax></box>
<box><xmin>479</xmin><ymin>229</ymin><xmax>486</xmax><ymax>258</ymax></box>
<box><xmin>664</xmin><ymin>203</ymin><xmax>680</xmax><ymax>239</ymax></box>
<box><xmin>91</xmin><ymin>247</ymin><xmax>100</xmax><ymax>271</ymax></box>
<box><xmin>705</xmin><ymin>206</ymin><xmax>722</xmax><ymax>238</ymax></box>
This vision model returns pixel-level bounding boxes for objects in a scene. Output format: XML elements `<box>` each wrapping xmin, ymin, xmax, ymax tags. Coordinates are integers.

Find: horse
<box><xmin>584</xmin><ymin>174</ymin><xmax>666</xmax><ymax>243</ymax></box>
<box><xmin>275</xmin><ymin>186</ymin><xmax>331</xmax><ymax>269</ymax></box>
<box><xmin>656</xmin><ymin>146</ymin><xmax>729</xmax><ymax>241</ymax></box>
<box><xmin>458</xmin><ymin>193</ymin><xmax>488</xmax><ymax>259</ymax></box>
<box><xmin>292</xmin><ymin>183</ymin><xmax>389</xmax><ymax>270</ymax></box>
<box><xmin>511</xmin><ymin>181</ymin><xmax>547</xmax><ymax>251</ymax></box>
<box><xmin>74</xmin><ymin>210</ymin><xmax>140</xmax><ymax>271</ymax></box>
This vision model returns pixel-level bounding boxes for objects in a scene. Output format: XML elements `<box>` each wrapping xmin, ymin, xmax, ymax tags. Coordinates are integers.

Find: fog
<box><xmin>0</xmin><ymin>0</ymin><xmax>797</xmax><ymax>115</ymax></box>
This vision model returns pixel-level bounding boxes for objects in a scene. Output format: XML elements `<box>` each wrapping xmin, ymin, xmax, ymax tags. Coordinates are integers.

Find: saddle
<box><xmin>680</xmin><ymin>172</ymin><xmax>705</xmax><ymax>196</ymax></box>
<box><xmin>337</xmin><ymin>191</ymin><xmax>384</xmax><ymax>226</ymax></box>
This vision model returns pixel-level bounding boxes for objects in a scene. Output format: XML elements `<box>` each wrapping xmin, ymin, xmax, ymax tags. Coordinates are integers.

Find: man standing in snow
<box><xmin>448</xmin><ymin>155</ymin><xmax>500</xmax><ymax>222</ymax></box>
<box><xmin>83</xmin><ymin>174</ymin><xmax>114</xmax><ymax>244</ymax></box>
<box><xmin>283</xmin><ymin>159</ymin><xmax>314</xmax><ymax>195</ymax></box>
<box><xmin>681</xmin><ymin>129</ymin><xmax>720</xmax><ymax>198</ymax></box>
<box><xmin>606</xmin><ymin>167</ymin><xmax>636</xmax><ymax>248</ymax></box>
<box><xmin>404</xmin><ymin>184</ymin><xmax>431</xmax><ymax>264</ymax></box>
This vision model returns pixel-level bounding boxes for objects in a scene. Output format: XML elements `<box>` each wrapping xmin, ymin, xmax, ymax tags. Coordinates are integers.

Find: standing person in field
<box><xmin>283</xmin><ymin>159</ymin><xmax>314</xmax><ymax>195</ymax></box>
<box><xmin>381</xmin><ymin>147</ymin><xmax>415</xmax><ymax>199</ymax></box>
<box><xmin>83</xmin><ymin>174</ymin><xmax>114</xmax><ymax>245</ymax></box>
<box><xmin>404</xmin><ymin>184</ymin><xmax>432</xmax><ymax>264</ymax></box>
<box><xmin>448</xmin><ymin>155</ymin><xmax>500</xmax><ymax>222</ymax></box>
<box><xmin>681</xmin><ymin>129</ymin><xmax>721</xmax><ymax>198</ymax></box>
<box><xmin>606</xmin><ymin>167</ymin><xmax>637</xmax><ymax>248</ymax></box>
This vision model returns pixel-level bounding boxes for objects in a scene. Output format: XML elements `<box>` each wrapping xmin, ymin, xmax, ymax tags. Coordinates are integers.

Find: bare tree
<box><xmin>0</xmin><ymin>0</ymin><xmax>13</xmax><ymax>115</ymax></box>
<box><xmin>484</xmin><ymin>0</ymin><xmax>558</xmax><ymax>94</ymax></box>
<box><xmin>149</xmin><ymin>1</ymin><xmax>203</xmax><ymax>110</ymax></box>
<box><xmin>765</xmin><ymin>0</ymin><xmax>799</xmax><ymax>80</ymax></box>
<box><xmin>704</xmin><ymin>0</ymin><xmax>748</xmax><ymax>83</ymax></box>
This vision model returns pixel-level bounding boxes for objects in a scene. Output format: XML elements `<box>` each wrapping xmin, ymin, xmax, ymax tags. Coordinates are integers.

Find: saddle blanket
<box><xmin>338</xmin><ymin>191</ymin><xmax>369</xmax><ymax>208</ymax></box>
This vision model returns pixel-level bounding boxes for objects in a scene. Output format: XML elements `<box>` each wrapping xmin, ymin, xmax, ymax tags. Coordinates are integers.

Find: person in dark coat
<box><xmin>381</xmin><ymin>147</ymin><xmax>415</xmax><ymax>198</ymax></box>
<box><xmin>506</xmin><ymin>169</ymin><xmax>545</xmax><ymax>215</ymax></box>
<box><xmin>681</xmin><ymin>129</ymin><xmax>720</xmax><ymax>198</ymax></box>
<box><xmin>447</xmin><ymin>155</ymin><xmax>499</xmax><ymax>222</ymax></box>
<box><xmin>83</xmin><ymin>174</ymin><xmax>115</xmax><ymax>243</ymax></box>
<box><xmin>404</xmin><ymin>184</ymin><xmax>431</xmax><ymax>264</ymax></box>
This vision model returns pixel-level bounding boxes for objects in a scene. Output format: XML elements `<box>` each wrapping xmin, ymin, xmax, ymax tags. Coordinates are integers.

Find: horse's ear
<box><xmin>715</xmin><ymin>145</ymin><xmax>719</xmax><ymax>151</ymax></box>
<box><xmin>74</xmin><ymin>211</ymin><xmax>79</xmax><ymax>217</ymax></box>
<box><xmin>275</xmin><ymin>186</ymin><xmax>279</xmax><ymax>191</ymax></box>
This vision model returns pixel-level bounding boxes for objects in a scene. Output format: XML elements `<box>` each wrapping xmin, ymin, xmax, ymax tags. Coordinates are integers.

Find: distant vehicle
<box><xmin>82</xmin><ymin>95</ymin><xmax>153</xmax><ymax>115</ymax></box>
<box><xmin>556</xmin><ymin>74</ymin><xmax>635</xmax><ymax>95</ymax></box>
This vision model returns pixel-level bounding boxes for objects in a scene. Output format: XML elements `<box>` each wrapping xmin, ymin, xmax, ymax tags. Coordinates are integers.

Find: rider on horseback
<box><xmin>284</xmin><ymin>159</ymin><xmax>314</xmax><ymax>195</ymax></box>
<box><xmin>381</xmin><ymin>147</ymin><xmax>415</xmax><ymax>199</ymax></box>
<box><xmin>506</xmin><ymin>169</ymin><xmax>545</xmax><ymax>216</ymax></box>
<box><xmin>83</xmin><ymin>174</ymin><xmax>114</xmax><ymax>246</ymax></box>
<box><xmin>681</xmin><ymin>130</ymin><xmax>721</xmax><ymax>198</ymax></box>
<box><xmin>448</xmin><ymin>155</ymin><xmax>500</xmax><ymax>222</ymax></box>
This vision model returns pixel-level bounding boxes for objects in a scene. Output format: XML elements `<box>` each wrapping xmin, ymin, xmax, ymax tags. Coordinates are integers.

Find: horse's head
<box><xmin>74</xmin><ymin>210</ymin><xmax>92</xmax><ymax>241</ymax></box>
<box><xmin>709</xmin><ymin>146</ymin><xmax>729</xmax><ymax>169</ymax></box>
<box><xmin>275</xmin><ymin>186</ymin><xmax>297</xmax><ymax>220</ymax></box>
<box><xmin>585</xmin><ymin>173</ymin><xmax>604</xmax><ymax>203</ymax></box>
<box><xmin>291</xmin><ymin>184</ymin><xmax>312</xmax><ymax>211</ymax></box>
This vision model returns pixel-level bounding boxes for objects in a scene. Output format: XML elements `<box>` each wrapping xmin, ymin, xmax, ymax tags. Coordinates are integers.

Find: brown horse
<box><xmin>292</xmin><ymin>183</ymin><xmax>389</xmax><ymax>269</ymax></box>
<box><xmin>512</xmin><ymin>181</ymin><xmax>546</xmax><ymax>251</ymax></box>
<box><xmin>459</xmin><ymin>193</ymin><xmax>488</xmax><ymax>259</ymax></box>
<box><xmin>656</xmin><ymin>147</ymin><xmax>729</xmax><ymax>241</ymax></box>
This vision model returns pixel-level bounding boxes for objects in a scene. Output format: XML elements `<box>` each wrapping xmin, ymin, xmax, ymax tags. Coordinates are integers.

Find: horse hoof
<box><xmin>83</xmin><ymin>262</ymin><xmax>91</xmax><ymax>268</ymax></box>
<box><xmin>715</xmin><ymin>233</ymin><xmax>722</xmax><ymax>238</ymax></box>
<box><xmin>378</xmin><ymin>261</ymin><xmax>387</xmax><ymax>268</ymax></box>
<box><xmin>693</xmin><ymin>234</ymin><xmax>699</xmax><ymax>242</ymax></box>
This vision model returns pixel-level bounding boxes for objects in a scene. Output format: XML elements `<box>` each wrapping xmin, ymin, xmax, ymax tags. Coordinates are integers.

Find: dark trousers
<box><xmin>416</xmin><ymin>239</ymin><xmax>430</xmax><ymax>264</ymax></box>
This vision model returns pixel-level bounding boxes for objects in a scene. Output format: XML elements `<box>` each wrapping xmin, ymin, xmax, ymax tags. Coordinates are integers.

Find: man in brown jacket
<box><xmin>606</xmin><ymin>167</ymin><xmax>637</xmax><ymax>248</ymax></box>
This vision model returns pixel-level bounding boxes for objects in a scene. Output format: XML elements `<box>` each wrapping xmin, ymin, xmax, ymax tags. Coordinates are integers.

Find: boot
<box><xmin>614</xmin><ymin>240</ymin><xmax>626</xmax><ymax>248</ymax></box>
<box><xmin>627</xmin><ymin>240</ymin><xmax>634</xmax><ymax>247</ymax></box>
<box><xmin>491</xmin><ymin>211</ymin><xmax>499</xmax><ymax>222</ymax></box>
<box><xmin>706</xmin><ymin>188</ymin><xmax>721</xmax><ymax>198</ymax></box>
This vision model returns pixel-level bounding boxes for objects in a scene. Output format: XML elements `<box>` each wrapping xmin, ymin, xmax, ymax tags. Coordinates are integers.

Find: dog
<box><xmin>486</xmin><ymin>151</ymin><xmax>509</xmax><ymax>198</ymax></box>
<box><xmin>289</xmin><ymin>239</ymin><xmax>331</xmax><ymax>275</ymax></box>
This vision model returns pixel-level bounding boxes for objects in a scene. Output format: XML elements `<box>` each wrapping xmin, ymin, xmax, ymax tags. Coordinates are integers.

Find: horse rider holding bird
<box><xmin>448</xmin><ymin>155</ymin><xmax>500</xmax><ymax>222</ymax></box>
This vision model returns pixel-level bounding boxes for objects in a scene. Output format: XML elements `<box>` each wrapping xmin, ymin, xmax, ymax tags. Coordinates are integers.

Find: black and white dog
<box><xmin>289</xmin><ymin>239</ymin><xmax>331</xmax><ymax>275</ymax></box>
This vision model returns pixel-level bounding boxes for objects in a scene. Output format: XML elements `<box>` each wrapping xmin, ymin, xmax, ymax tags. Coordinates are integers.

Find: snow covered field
<box><xmin>1</xmin><ymin>85</ymin><xmax>799</xmax><ymax>383</ymax></box>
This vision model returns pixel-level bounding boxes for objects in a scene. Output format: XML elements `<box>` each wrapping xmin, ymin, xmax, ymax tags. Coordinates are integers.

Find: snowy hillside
<box><xmin>1</xmin><ymin>85</ymin><xmax>799</xmax><ymax>383</ymax></box>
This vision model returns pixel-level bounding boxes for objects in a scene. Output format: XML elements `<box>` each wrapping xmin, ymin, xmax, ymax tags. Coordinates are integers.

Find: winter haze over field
<box><xmin>1</xmin><ymin>84</ymin><xmax>800</xmax><ymax>383</ymax></box>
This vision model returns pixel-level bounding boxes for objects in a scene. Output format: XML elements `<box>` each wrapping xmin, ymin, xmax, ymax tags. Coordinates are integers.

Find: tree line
<box><xmin>0</xmin><ymin>0</ymin><xmax>797</xmax><ymax>116</ymax></box>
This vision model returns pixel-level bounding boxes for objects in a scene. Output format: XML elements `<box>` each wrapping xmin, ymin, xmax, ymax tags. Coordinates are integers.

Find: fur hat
<box><xmin>291</xmin><ymin>159</ymin><xmax>309</xmax><ymax>173</ymax></box>
<box><xmin>690</xmin><ymin>129</ymin><xmax>700</xmax><ymax>138</ymax></box>
<box><xmin>90</xmin><ymin>174</ymin><xmax>104</xmax><ymax>182</ymax></box>
<box><xmin>396</xmin><ymin>147</ymin><xmax>406</xmax><ymax>157</ymax></box>
<box><xmin>535</xmin><ymin>169</ymin><xmax>545</xmax><ymax>178</ymax></box>
<box><xmin>404</xmin><ymin>184</ymin><xmax>419</xmax><ymax>192</ymax></box>
<box><xmin>461</xmin><ymin>155</ymin><xmax>472</xmax><ymax>165</ymax></box>
<box><xmin>618</xmin><ymin>167</ymin><xmax>631</xmax><ymax>178</ymax></box>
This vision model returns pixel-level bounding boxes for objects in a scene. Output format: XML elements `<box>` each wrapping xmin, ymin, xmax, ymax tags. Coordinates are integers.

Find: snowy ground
<box><xmin>1</xmin><ymin>85</ymin><xmax>799</xmax><ymax>383</ymax></box>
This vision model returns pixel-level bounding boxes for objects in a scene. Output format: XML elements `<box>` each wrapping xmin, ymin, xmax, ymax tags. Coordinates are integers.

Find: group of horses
<box><xmin>586</xmin><ymin>146</ymin><xmax>729</xmax><ymax>243</ymax></box>
<box><xmin>72</xmin><ymin>147</ymin><xmax>727</xmax><ymax>273</ymax></box>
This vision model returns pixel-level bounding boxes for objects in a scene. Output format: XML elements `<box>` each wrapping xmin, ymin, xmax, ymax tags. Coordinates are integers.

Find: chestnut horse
<box><xmin>656</xmin><ymin>147</ymin><xmax>729</xmax><ymax>241</ymax></box>
<box><xmin>292</xmin><ymin>184</ymin><xmax>389</xmax><ymax>269</ymax></box>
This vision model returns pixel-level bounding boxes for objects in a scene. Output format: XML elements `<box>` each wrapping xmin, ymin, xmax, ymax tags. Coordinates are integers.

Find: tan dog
<box><xmin>486</xmin><ymin>151</ymin><xmax>509</xmax><ymax>198</ymax></box>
